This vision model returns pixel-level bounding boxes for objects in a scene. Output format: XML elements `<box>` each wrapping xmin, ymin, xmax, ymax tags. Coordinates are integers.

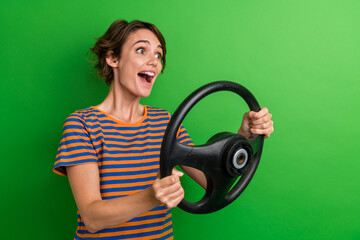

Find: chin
<box><xmin>138</xmin><ymin>89</ymin><xmax>153</xmax><ymax>98</ymax></box>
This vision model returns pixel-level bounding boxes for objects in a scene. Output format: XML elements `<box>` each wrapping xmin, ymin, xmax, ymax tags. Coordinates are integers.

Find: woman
<box><xmin>53</xmin><ymin>19</ymin><xmax>274</xmax><ymax>239</ymax></box>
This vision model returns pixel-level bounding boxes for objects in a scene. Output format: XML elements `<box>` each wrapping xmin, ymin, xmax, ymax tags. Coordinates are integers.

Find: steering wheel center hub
<box><xmin>233</xmin><ymin>148</ymin><xmax>248</xmax><ymax>169</ymax></box>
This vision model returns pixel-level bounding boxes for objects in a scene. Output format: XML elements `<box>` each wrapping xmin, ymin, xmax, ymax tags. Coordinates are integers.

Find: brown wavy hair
<box><xmin>90</xmin><ymin>20</ymin><xmax>166</xmax><ymax>85</ymax></box>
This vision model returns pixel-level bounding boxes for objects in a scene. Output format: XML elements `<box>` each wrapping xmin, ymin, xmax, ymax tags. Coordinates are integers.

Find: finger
<box><xmin>172</xmin><ymin>168</ymin><xmax>184</xmax><ymax>177</ymax></box>
<box><xmin>164</xmin><ymin>187</ymin><xmax>185</xmax><ymax>208</ymax></box>
<box><xmin>155</xmin><ymin>181</ymin><xmax>183</xmax><ymax>203</ymax></box>
<box><xmin>251</xmin><ymin>120</ymin><xmax>273</xmax><ymax>129</ymax></box>
<box><xmin>251</xmin><ymin>113</ymin><xmax>272</xmax><ymax>125</ymax></box>
<box><xmin>155</xmin><ymin>175</ymin><xmax>180</xmax><ymax>189</ymax></box>
<box><xmin>249</xmin><ymin>107</ymin><xmax>269</xmax><ymax>119</ymax></box>
<box><xmin>250</xmin><ymin>127</ymin><xmax>274</xmax><ymax>136</ymax></box>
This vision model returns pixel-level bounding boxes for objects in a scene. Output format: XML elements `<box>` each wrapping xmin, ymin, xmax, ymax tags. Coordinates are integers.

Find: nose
<box><xmin>147</xmin><ymin>54</ymin><xmax>158</xmax><ymax>67</ymax></box>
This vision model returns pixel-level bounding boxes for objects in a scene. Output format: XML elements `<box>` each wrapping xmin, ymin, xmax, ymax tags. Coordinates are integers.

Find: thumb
<box><xmin>248</xmin><ymin>111</ymin><xmax>258</xmax><ymax>119</ymax></box>
<box><xmin>172</xmin><ymin>168</ymin><xmax>184</xmax><ymax>177</ymax></box>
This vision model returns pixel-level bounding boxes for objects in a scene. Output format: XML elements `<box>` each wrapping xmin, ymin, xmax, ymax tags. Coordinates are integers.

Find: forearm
<box><xmin>82</xmin><ymin>186</ymin><xmax>160</xmax><ymax>233</ymax></box>
<box><xmin>181</xmin><ymin>166</ymin><xmax>207</xmax><ymax>189</ymax></box>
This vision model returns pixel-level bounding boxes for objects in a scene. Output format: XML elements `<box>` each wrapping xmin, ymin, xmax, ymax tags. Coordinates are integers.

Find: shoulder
<box><xmin>63</xmin><ymin>106</ymin><xmax>105</xmax><ymax>127</ymax></box>
<box><xmin>146</xmin><ymin>105</ymin><xmax>171</xmax><ymax>120</ymax></box>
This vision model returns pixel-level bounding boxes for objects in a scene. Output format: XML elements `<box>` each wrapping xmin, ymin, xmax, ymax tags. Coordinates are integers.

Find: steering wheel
<box><xmin>160</xmin><ymin>81</ymin><xmax>264</xmax><ymax>214</ymax></box>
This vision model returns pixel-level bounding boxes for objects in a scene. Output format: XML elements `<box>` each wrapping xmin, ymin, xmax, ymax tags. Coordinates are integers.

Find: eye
<box><xmin>155</xmin><ymin>53</ymin><xmax>162</xmax><ymax>59</ymax></box>
<box><xmin>136</xmin><ymin>48</ymin><xmax>145</xmax><ymax>54</ymax></box>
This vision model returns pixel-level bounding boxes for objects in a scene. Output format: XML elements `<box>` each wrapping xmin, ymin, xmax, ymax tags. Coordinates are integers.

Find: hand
<box><xmin>238</xmin><ymin>107</ymin><xmax>274</xmax><ymax>139</ymax></box>
<box><xmin>152</xmin><ymin>168</ymin><xmax>184</xmax><ymax>209</ymax></box>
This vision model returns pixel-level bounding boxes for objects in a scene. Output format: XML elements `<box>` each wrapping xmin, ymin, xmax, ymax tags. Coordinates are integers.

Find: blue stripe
<box><xmin>86</xmin><ymin>121</ymin><xmax>169</xmax><ymax>131</ymax></box>
<box><xmin>180</xmin><ymin>140</ymin><xmax>193</xmax><ymax>145</ymax></box>
<box><xmin>77</xmin><ymin>221</ymin><xmax>167</xmax><ymax>234</ymax></box>
<box><xmin>147</xmin><ymin>117</ymin><xmax>168</xmax><ymax>122</ymax></box>
<box><xmin>97</xmin><ymin>142</ymin><xmax>161</xmax><ymax>148</ymax></box>
<box><xmin>76</xmin><ymin>227</ymin><xmax>172</xmax><ymax>240</ymax></box>
<box><xmin>100</xmin><ymin>176</ymin><xmax>156</xmax><ymax>185</ymax></box>
<box><xmin>61</xmin><ymin>131</ymin><xmax>90</xmax><ymax>139</ymax></box>
<box><xmin>54</xmin><ymin>159</ymin><xmax>97</xmax><ymax>168</ymax></box>
<box><xmin>161</xmin><ymin>225</ymin><xmax>174</xmax><ymax>239</ymax></box>
<box><xmin>63</xmin><ymin>125</ymin><xmax>87</xmax><ymax>131</ymax></box>
<box><xmin>100</xmin><ymin>185</ymin><xmax>149</xmax><ymax>193</ymax></box>
<box><xmin>148</xmin><ymin>112</ymin><xmax>168</xmax><ymax>116</ymax></box>
<box><xmin>100</xmin><ymin>154</ymin><xmax>159</xmax><ymax>161</ymax></box>
<box><xmin>99</xmin><ymin>136</ymin><xmax>164</xmax><ymax>143</ymax></box>
<box><xmin>98</xmin><ymin>148</ymin><xmax>161</xmax><ymax>154</ymax></box>
<box><xmin>55</xmin><ymin>151</ymin><xmax>97</xmax><ymax>161</ymax></box>
<box><xmin>88</xmin><ymin>129</ymin><xmax>165</xmax><ymax>137</ymax></box>
<box><xmin>67</xmin><ymin>118</ymin><xmax>169</xmax><ymax>131</ymax></box>
<box><xmin>100</xmin><ymin>168</ymin><xmax>158</xmax><ymax>178</ymax></box>
<box><xmin>57</xmin><ymin>145</ymin><xmax>95</xmax><ymax>154</ymax></box>
<box><xmin>77</xmin><ymin>209</ymin><xmax>168</xmax><ymax>225</ymax></box>
<box><xmin>101</xmin><ymin>161</ymin><xmax>158</xmax><ymax>169</ymax></box>
<box><xmin>178</xmin><ymin>135</ymin><xmax>191</xmax><ymax>142</ymax></box>
<box><xmin>58</xmin><ymin>139</ymin><xmax>93</xmax><ymax>147</ymax></box>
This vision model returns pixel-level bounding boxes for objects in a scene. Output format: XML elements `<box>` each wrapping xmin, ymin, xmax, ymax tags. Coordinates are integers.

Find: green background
<box><xmin>1</xmin><ymin>0</ymin><xmax>359</xmax><ymax>239</ymax></box>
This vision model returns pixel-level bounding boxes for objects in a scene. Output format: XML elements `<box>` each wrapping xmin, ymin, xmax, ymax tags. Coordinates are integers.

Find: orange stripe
<box><xmin>88</xmin><ymin>132</ymin><xmax>166</xmax><ymax>140</ymax></box>
<box><xmin>94</xmin><ymin>138</ymin><xmax>162</xmax><ymax>145</ymax></box>
<box><xmin>56</xmin><ymin>148</ymin><xmax>95</xmax><ymax>158</ymax></box>
<box><xmin>54</xmin><ymin>155</ymin><xmax>97</xmax><ymax>166</ymax></box>
<box><xmin>100</xmin><ymin>180</ymin><xmax>154</xmax><ymax>189</ymax></box>
<box><xmin>53</xmin><ymin>162</ymin><xmax>98</xmax><ymax>175</ymax></box>
<box><xmin>100</xmin><ymin>172</ymin><xmax>157</xmax><ymax>181</ymax></box>
<box><xmin>77</xmin><ymin>217</ymin><xmax>165</xmax><ymax>231</ymax></box>
<box><xmin>58</xmin><ymin>149</ymin><xmax>160</xmax><ymax>159</ymax></box>
<box><xmin>99</xmin><ymin>165</ymin><xmax>158</xmax><ymax>173</ymax></box>
<box><xmin>101</xmin><ymin>145</ymin><xmax>161</xmax><ymax>151</ymax></box>
<box><xmin>59</xmin><ymin>135</ymin><xmax>162</xmax><ymax>146</ymax></box>
<box><xmin>77</xmin><ymin>224</ymin><xmax>170</xmax><ymax>238</ymax></box>
<box><xmin>101</xmin><ymin>190</ymin><xmax>141</xmax><ymax>197</ymax></box>
<box><xmin>100</xmin><ymin>158</ymin><xmax>158</xmax><ymax>165</ymax></box>
<box><xmin>62</xmin><ymin>128</ymin><xmax>166</xmax><ymax>139</ymax></box>
<box><xmin>76</xmin><ymin>209</ymin><xmax>168</xmax><ymax>222</ymax></box>
<box><xmin>98</xmin><ymin>152</ymin><xmax>159</xmax><ymax>158</ymax></box>
<box><xmin>57</xmin><ymin>141</ymin><xmax>94</xmax><ymax>151</ymax></box>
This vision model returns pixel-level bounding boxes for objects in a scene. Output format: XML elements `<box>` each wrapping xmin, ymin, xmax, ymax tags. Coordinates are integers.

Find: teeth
<box><xmin>139</xmin><ymin>71</ymin><xmax>155</xmax><ymax>77</ymax></box>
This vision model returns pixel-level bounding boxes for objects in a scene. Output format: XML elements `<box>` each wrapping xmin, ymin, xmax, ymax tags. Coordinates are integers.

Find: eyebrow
<box><xmin>132</xmin><ymin>40</ymin><xmax>163</xmax><ymax>50</ymax></box>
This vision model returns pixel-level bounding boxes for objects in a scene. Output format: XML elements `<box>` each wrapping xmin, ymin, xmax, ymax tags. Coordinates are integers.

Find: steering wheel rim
<box><xmin>160</xmin><ymin>81</ymin><xmax>264</xmax><ymax>214</ymax></box>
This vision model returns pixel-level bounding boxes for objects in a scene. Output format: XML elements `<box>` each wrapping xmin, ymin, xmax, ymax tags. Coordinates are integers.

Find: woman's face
<box><xmin>113</xmin><ymin>29</ymin><xmax>163</xmax><ymax>98</ymax></box>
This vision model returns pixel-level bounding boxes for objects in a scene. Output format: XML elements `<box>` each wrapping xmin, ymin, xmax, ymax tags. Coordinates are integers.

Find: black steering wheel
<box><xmin>160</xmin><ymin>81</ymin><xmax>264</xmax><ymax>214</ymax></box>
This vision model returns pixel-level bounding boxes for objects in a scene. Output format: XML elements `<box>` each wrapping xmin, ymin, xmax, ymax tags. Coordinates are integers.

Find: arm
<box><xmin>181</xmin><ymin>107</ymin><xmax>274</xmax><ymax>190</ymax></box>
<box><xmin>238</xmin><ymin>107</ymin><xmax>274</xmax><ymax>138</ymax></box>
<box><xmin>67</xmin><ymin>164</ymin><xmax>184</xmax><ymax>233</ymax></box>
<box><xmin>181</xmin><ymin>166</ymin><xmax>207</xmax><ymax>189</ymax></box>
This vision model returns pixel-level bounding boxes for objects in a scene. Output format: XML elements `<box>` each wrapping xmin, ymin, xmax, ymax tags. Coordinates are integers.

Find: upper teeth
<box><xmin>141</xmin><ymin>71</ymin><xmax>155</xmax><ymax>77</ymax></box>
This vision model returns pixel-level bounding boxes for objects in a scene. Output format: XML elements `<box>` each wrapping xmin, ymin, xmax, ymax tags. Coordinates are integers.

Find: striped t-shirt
<box><xmin>53</xmin><ymin>105</ymin><xmax>193</xmax><ymax>240</ymax></box>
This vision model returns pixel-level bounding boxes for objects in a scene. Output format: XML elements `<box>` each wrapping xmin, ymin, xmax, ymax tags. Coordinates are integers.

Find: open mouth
<box><xmin>138</xmin><ymin>71</ymin><xmax>155</xmax><ymax>83</ymax></box>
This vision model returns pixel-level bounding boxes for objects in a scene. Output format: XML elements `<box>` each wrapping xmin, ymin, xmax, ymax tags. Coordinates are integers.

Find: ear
<box><xmin>105</xmin><ymin>51</ymin><xmax>119</xmax><ymax>68</ymax></box>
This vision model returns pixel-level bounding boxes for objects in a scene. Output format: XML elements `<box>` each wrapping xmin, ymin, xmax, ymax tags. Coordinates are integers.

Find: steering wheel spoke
<box><xmin>177</xmin><ymin>141</ymin><xmax>223</xmax><ymax>172</ymax></box>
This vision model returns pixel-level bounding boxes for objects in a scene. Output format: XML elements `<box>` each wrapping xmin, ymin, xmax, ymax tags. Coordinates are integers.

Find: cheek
<box><xmin>157</xmin><ymin>62</ymin><xmax>163</xmax><ymax>73</ymax></box>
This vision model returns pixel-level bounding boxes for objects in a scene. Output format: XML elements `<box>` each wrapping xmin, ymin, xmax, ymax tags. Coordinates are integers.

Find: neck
<box><xmin>96</xmin><ymin>76</ymin><xmax>144</xmax><ymax>124</ymax></box>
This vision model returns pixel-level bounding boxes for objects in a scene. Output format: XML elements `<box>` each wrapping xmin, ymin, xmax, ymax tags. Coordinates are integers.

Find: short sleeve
<box><xmin>166</xmin><ymin>111</ymin><xmax>194</xmax><ymax>146</ymax></box>
<box><xmin>177</xmin><ymin>125</ymin><xmax>194</xmax><ymax>146</ymax></box>
<box><xmin>53</xmin><ymin>112</ymin><xmax>98</xmax><ymax>176</ymax></box>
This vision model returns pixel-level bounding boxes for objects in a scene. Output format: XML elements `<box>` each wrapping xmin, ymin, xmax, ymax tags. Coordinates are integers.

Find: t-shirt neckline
<box><xmin>90</xmin><ymin>105</ymin><xmax>148</xmax><ymax>127</ymax></box>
